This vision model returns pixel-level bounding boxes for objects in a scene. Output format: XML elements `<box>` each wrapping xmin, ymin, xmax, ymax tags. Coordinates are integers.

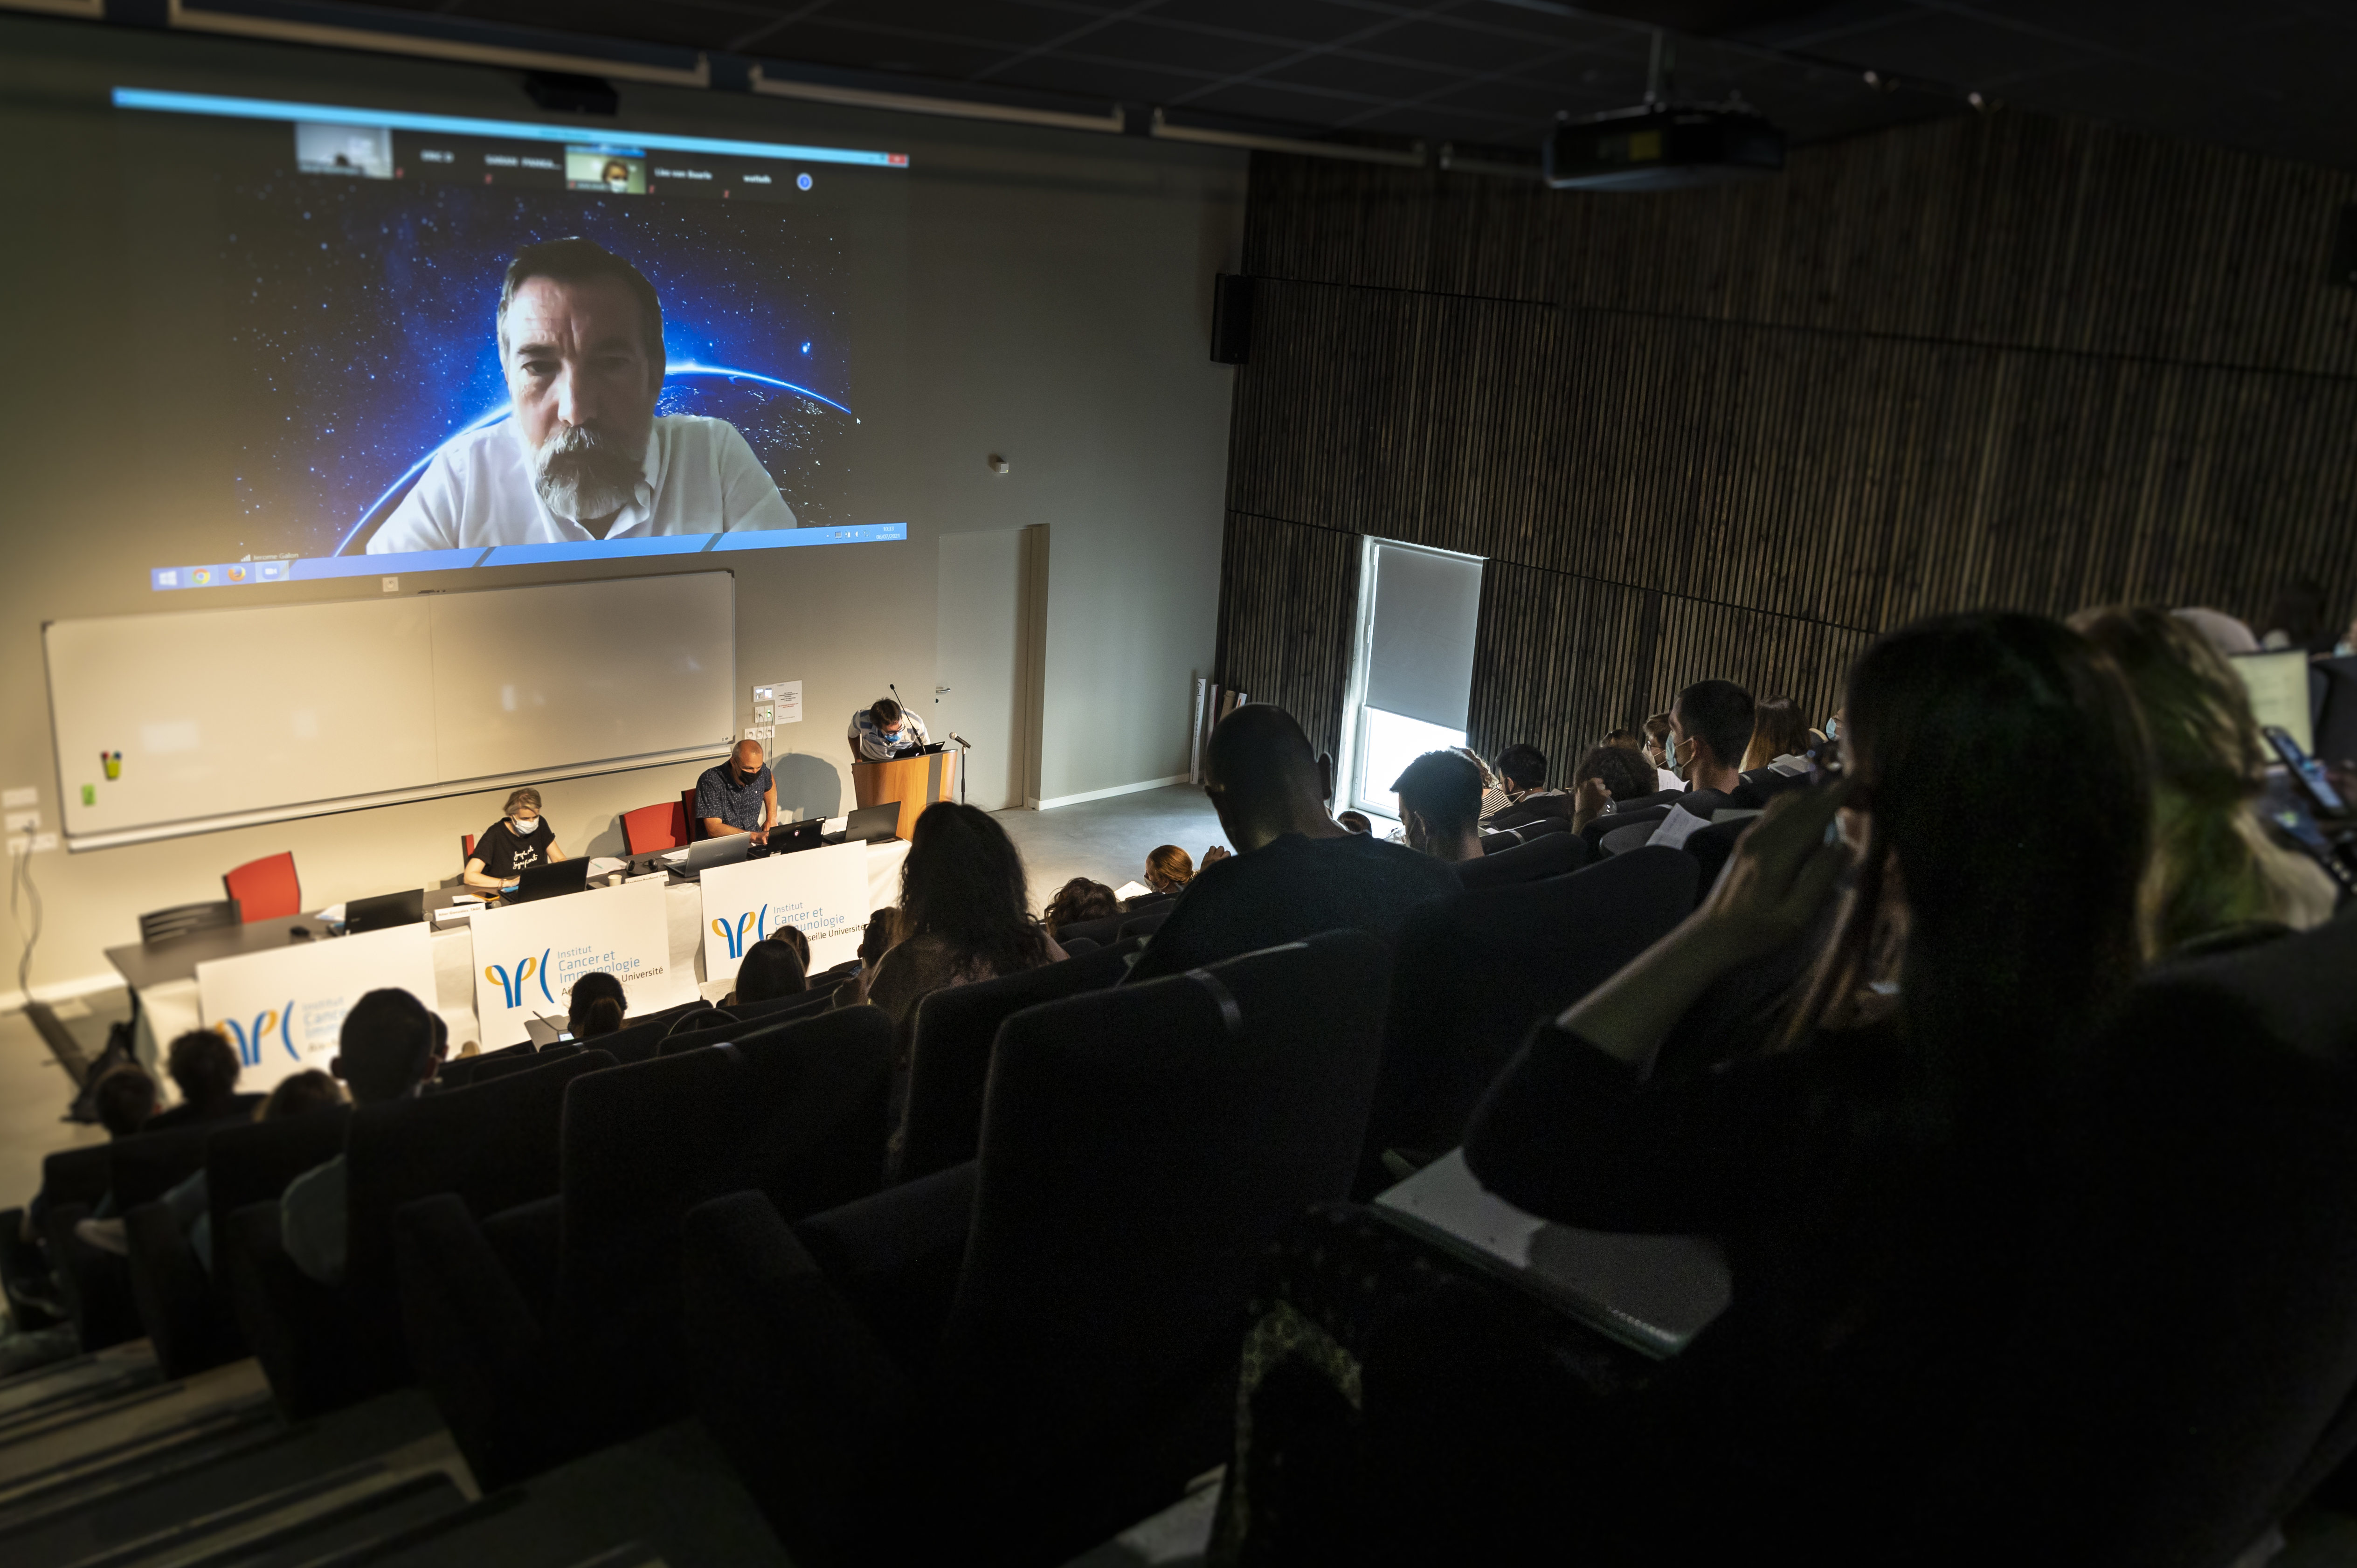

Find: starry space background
<box><xmin>221</xmin><ymin>169</ymin><xmax>862</xmax><ymax>556</ymax></box>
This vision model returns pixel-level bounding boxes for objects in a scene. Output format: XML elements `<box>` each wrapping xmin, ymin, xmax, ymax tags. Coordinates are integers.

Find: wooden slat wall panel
<box><xmin>1217</xmin><ymin>109</ymin><xmax>2357</xmax><ymax>779</ymax></box>
<box><xmin>1211</xmin><ymin>511</ymin><xmax>1361</xmax><ymax>762</ymax></box>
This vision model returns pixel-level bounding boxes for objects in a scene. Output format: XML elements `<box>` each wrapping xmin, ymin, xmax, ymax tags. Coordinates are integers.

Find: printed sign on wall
<box><xmin>197</xmin><ymin>925</ymin><xmax>439</xmax><ymax>1093</ymax></box>
<box><xmin>469</xmin><ymin>877</ymin><xmax>691</xmax><ymax>1046</ymax></box>
<box><xmin>698</xmin><ymin>840</ymin><xmax>870</xmax><ymax>983</ymax></box>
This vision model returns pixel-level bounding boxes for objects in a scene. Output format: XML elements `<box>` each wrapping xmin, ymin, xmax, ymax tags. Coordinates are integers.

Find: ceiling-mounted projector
<box><xmin>1543</xmin><ymin>103</ymin><xmax>1785</xmax><ymax>191</ymax></box>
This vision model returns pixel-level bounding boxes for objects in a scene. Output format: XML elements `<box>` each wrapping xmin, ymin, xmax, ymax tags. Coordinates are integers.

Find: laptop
<box><xmin>346</xmin><ymin>887</ymin><xmax>425</xmax><ymax>933</ymax></box>
<box><xmin>506</xmin><ymin>857</ymin><xmax>591</xmax><ymax>904</ymax></box>
<box><xmin>767</xmin><ymin>819</ymin><xmax>826</xmax><ymax>855</ymax></box>
<box><xmin>667</xmin><ymin>832</ymin><xmax>759</xmax><ymax>881</ymax></box>
<box><xmin>823</xmin><ymin>803</ymin><xmax>902</xmax><ymax>846</ymax></box>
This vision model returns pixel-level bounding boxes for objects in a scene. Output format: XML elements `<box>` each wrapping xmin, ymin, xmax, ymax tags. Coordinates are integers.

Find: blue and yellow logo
<box><xmin>485</xmin><ymin>947</ymin><xmax>554</xmax><ymax>1009</ymax></box>
<box><xmin>221</xmin><ymin>1002</ymin><xmax>296</xmax><ymax>1067</ymax></box>
<box><xmin>711</xmin><ymin>906</ymin><xmax>770</xmax><ymax>960</ymax></box>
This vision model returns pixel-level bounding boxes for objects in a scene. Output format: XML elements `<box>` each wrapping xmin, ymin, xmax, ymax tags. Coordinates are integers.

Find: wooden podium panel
<box><xmin>852</xmin><ymin>751</ymin><xmax>961</xmax><ymax>841</ymax></box>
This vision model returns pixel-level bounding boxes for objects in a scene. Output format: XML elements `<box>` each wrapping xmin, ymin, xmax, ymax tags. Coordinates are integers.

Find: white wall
<box><xmin>0</xmin><ymin>16</ymin><xmax>1243</xmax><ymax>1000</ymax></box>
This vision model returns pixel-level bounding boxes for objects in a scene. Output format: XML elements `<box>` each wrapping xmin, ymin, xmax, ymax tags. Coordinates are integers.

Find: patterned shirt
<box><xmin>694</xmin><ymin>762</ymin><xmax>774</xmax><ymax>832</ymax></box>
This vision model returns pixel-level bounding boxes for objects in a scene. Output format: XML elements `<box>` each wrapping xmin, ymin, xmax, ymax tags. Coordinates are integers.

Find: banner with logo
<box><xmin>196</xmin><ymin>925</ymin><xmax>439</xmax><ymax>1094</ymax></box>
<box><xmin>699</xmin><ymin>841</ymin><xmax>871</xmax><ymax>985</ymax></box>
<box><xmin>470</xmin><ymin>877</ymin><xmax>691</xmax><ymax>1046</ymax></box>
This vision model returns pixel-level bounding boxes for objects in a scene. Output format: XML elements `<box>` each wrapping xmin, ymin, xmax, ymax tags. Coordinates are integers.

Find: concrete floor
<box><xmin>995</xmin><ymin>784</ymin><xmax>1228</xmax><ymax>911</ymax></box>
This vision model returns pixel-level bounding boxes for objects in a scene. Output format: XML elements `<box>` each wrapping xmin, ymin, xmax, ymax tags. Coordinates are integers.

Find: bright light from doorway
<box><xmin>1353</xmin><ymin>706</ymin><xmax>1467</xmax><ymax>818</ymax></box>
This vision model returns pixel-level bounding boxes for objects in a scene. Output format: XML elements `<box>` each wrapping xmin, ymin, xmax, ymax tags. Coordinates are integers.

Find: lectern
<box><xmin>852</xmin><ymin>751</ymin><xmax>961</xmax><ymax>841</ymax></box>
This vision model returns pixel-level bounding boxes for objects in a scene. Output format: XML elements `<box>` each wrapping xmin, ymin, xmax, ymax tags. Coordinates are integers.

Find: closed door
<box><xmin>934</xmin><ymin>530</ymin><xmax>1023</xmax><ymax>811</ymax></box>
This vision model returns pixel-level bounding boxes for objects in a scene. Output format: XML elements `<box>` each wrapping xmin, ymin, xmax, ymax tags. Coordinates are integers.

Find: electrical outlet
<box><xmin>4</xmin><ymin>811</ymin><xmax>36</xmax><ymax>834</ymax></box>
<box><xmin>1</xmin><ymin>787</ymin><xmax>34</xmax><ymax>809</ymax></box>
<box><xmin>742</xmin><ymin>725</ymin><xmax>775</xmax><ymax>742</ymax></box>
<box><xmin>31</xmin><ymin>833</ymin><xmax>56</xmax><ymax>853</ymax></box>
<box><xmin>381</xmin><ymin>576</ymin><xmax>399</xmax><ymax>593</ymax></box>
<box><xmin>754</xmin><ymin>705</ymin><xmax>774</xmax><ymax>724</ymax></box>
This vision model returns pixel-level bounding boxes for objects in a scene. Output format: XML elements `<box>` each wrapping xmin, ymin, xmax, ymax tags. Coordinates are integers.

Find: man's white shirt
<box><xmin>368</xmin><ymin>414</ymin><xmax>796</xmax><ymax>553</ymax></box>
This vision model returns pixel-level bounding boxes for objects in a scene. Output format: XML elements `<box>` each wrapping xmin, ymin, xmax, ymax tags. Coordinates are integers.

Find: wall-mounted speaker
<box><xmin>1211</xmin><ymin>273</ymin><xmax>1255</xmax><ymax>364</ymax></box>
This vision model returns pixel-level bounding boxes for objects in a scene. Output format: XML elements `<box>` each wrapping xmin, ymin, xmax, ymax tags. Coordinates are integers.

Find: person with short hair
<box><xmin>1668</xmin><ymin>680</ymin><xmax>1756</xmax><ymax>798</ymax></box>
<box><xmin>259</xmin><ymin>1070</ymin><xmax>346</xmax><ymax>1120</ymax></box>
<box><xmin>695</xmin><ymin>739</ymin><xmax>778</xmax><ymax>844</ymax></box>
<box><xmin>1127</xmin><ymin>704</ymin><xmax>1459</xmax><ymax>983</ymax></box>
<box><xmin>1495</xmin><ymin>744</ymin><xmax>1549</xmax><ymax>795</ymax></box>
<box><xmin>280</xmin><ymin>990</ymin><xmax>446</xmax><ymax>1285</ymax></box>
<box><xmin>1393</xmin><ymin>751</ymin><xmax>1487</xmax><ymax>864</ymax></box>
<box><xmin>465</xmin><ymin>787</ymin><xmax>568</xmax><ymax>891</ymax></box>
<box><xmin>1337</xmin><ymin>811</ymin><xmax>1374</xmax><ymax>836</ymax></box>
<box><xmin>92</xmin><ymin>1064</ymin><xmax>159</xmax><ymax>1138</ymax></box>
<box><xmin>146</xmin><ymin>1030</ymin><xmax>247</xmax><ymax>1130</ymax></box>
<box><xmin>1568</xmin><ymin>743</ymin><xmax>1666</xmax><ymax>832</ymax></box>
<box><xmin>848</xmin><ymin>697</ymin><xmax>931</xmax><ymax>762</ymax></box>
<box><xmin>568</xmin><ymin>971</ymin><xmax>629</xmax><ymax>1039</ymax></box>
<box><xmin>1044</xmin><ymin>877</ymin><xmax>1121</xmax><ymax>937</ymax></box>
<box><xmin>370</xmin><ymin>236</ymin><xmax>795</xmax><ymax>552</ymax></box>
<box><xmin>1642</xmin><ymin>712</ymin><xmax>1683</xmax><ymax>792</ymax></box>
<box><xmin>730</xmin><ymin>937</ymin><xmax>809</xmax><ymax>1006</ymax></box>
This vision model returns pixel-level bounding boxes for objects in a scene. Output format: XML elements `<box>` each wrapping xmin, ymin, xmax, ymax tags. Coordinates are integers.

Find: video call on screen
<box><xmin>121</xmin><ymin>90</ymin><xmax>909</xmax><ymax>592</ymax></box>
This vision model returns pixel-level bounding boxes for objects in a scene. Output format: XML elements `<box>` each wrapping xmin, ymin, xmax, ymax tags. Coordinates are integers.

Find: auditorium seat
<box><xmin>895</xmin><ymin>941</ymin><xmax>1138</xmax><ymax>1182</ymax></box>
<box><xmin>432</xmin><ymin>1040</ymin><xmax>532</xmax><ymax>1089</ymax></box>
<box><xmin>1047</xmin><ymin>911</ymin><xmax>1126</xmax><ymax>948</ymax></box>
<box><xmin>1454</xmin><ymin>830</ymin><xmax>1586</xmax><ymax>890</ymax></box>
<box><xmin>395</xmin><ymin>1007</ymin><xmax>892</xmax><ymax>1489</ymax></box>
<box><xmin>47</xmin><ymin>1124</ymin><xmax>222</xmax><ymax>1352</ymax></box>
<box><xmin>541</xmin><ymin>997</ymin><xmax>712</xmax><ymax>1071</ymax></box>
<box><xmin>1579</xmin><ymin>803</ymin><xmax>1672</xmax><ymax>857</ymax></box>
<box><xmin>681</xmin><ymin>930</ymin><xmax>1391</xmax><ymax>1568</ymax></box>
<box><xmin>126</xmin><ymin>1103</ymin><xmax>352</xmax><ymax>1378</ymax></box>
<box><xmin>223</xmin><ymin>1049</ymin><xmax>613</xmax><ymax>1420</ymax></box>
<box><xmin>1117</xmin><ymin>906</ymin><xmax>1174</xmax><ymax>942</ymax></box>
<box><xmin>1679</xmin><ymin>815</ymin><xmax>1754</xmax><ymax>902</ymax></box>
<box><xmin>1355</xmin><ymin>846</ymin><xmax>1698</xmax><ymax>1197</ymax></box>
<box><xmin>680</xmin><ymin>787</ymin><xmax>703</xmax><ymax>840</ymax></box>
<box><xmin>223</xmin><ymin>852</ymin><xmax>302</xmax><ymax>923</ymax></box>
<box><xmin>622</xmin><ymin>799</ymin><xmax>691</xmax><ymax>854</ymax></box>
<box><xmin>137</xmin><ymin>899</ymin><xmax>241</xmax><ymax>945</ymax></box>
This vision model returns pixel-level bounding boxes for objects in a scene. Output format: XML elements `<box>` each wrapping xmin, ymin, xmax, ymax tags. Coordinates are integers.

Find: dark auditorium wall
<box><xmin>1215</xmin><ymin>111</ymin><xmax>2357</xmax><ymax>771</ymax></box>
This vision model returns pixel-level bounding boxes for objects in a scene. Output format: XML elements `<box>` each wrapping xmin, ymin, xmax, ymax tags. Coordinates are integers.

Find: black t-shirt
<box><xmin>1125</xmin><ymin>831</ymin><xmax>1462</xmax><ymax>983</ymax></box>
<box><xmin>473</xmin><ymin>818</ymin><xmax>553</xmax><ymax>878</ymax></box>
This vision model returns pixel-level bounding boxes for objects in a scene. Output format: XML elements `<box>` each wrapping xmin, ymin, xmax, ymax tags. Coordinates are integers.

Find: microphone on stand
<box><xmin>949</xmin><ymin>732</ymin><xmax>972</xmax><ymax>748</ymax></box>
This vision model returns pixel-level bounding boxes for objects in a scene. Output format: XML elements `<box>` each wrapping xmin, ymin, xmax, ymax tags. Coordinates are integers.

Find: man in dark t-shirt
<box><xmin>1127</xmin><ymin>704</ymin><xmax>1459</xmax><ymax>983</ymax></box>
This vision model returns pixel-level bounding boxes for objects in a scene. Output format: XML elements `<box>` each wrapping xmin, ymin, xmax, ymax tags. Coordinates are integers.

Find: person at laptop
<box><xmin>463</xmin><ymin>788</ymin><xmax>568</xmax><ymax>892</ymax></box>
<box><xmin>695</xmin><ymin>739</ymin><xmax>778</xmax><ymax>844</ymax></box>
<box><xmin>848</xmin><ymin>698</ymin><xmax>930</xmax><ymax>761</ymax></box>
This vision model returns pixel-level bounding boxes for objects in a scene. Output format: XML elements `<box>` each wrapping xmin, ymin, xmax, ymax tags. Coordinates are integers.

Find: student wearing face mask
<box><xmin>464</xmin><ymin>787</ymin><xmax>569</xmax><ymax>891</ymax></box>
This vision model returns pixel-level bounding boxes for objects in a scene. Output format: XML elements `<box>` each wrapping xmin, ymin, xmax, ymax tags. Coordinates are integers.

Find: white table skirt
<box><xmin>134</xmin><ymin>838</ymin><xmax>909</xmax><ymax>1061</ymax></box>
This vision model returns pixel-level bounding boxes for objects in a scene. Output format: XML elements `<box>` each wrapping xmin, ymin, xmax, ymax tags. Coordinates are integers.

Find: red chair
<box><xmin>680</xmin><ymin>787</ymin><xmax>705</xmax><ymax>843</ymax></box>
<box><xmin>623</xmin><ymin>800</ymin><xmax>691</xmax><ymax>854</ymax></box>
<box><xmin>461</xmin><ymin>833</ymin><xmax>477</xmax><ymax>867</ymax></box>
<box><xmin>222</xmin><ymin>852</ymin><xmax>301</xmax><ymax>923</ymax></box>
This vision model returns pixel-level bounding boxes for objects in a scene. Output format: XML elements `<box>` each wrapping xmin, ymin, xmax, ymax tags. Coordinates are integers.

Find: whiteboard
<box><xmin>48</xmin><ymin>572</ymin><xmax>735</xmax><ymax>849</ymax></box>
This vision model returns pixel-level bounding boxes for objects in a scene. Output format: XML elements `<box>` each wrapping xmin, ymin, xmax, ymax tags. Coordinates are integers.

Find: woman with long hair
<box><xmin>861</xmin><ymin>802</ymin><xmax>1062</xmax><ymax>1025</ymax></box>
<box><xmin>1216</xmin><ymin>614</ymin><xmax>2156</xmax><ymax>1563</ymax></box>
<box><xmin>567</xmin><ymin>971</ymin><xmax>627</xmax><ymax>1039</ymax></box>
<box><xmin>1143</xmin><ymin>844</ymin><xmax>1196</xmax><ymax>895</ymax></box>
<box><xmin>1740</xmin><ymin>693</ymin><xmax>1815</xmax><ymax>774</ymax></box>
<box><xmin>2070</xmin><ymin>605</ymin><xmax>2336</xmax><ymax>956</ymax></box>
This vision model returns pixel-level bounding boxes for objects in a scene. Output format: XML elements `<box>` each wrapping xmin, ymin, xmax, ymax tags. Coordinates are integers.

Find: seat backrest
<box><xmin>554</xmin><ymin>1007</ymin><xmax>892</xmax><ymax>1344</ymax></box>
<box><xmin>138</xmin><ymin>899</ymin><xmax>242</xmax><ymax>945</ymax></box>
<box><xmin>1047</xmin><ymin>912</ymin><xmax>1125</xmax><ymax>949</ymax></box>
<box><xmin>1117</xmin><ymin>907</ymin><xmax>1174</xmax><ymax>942</ymax></box>
<box><xmin>680</xmin><ymin>787</ymin><xmax>703</xmax><ymax>841</ymax></box>
<box><xmin>622</xmin><ymin>800</ymin><xmax>688</xmax><ymax>855</ymax></box>
<box><xmin>1362</xmin><ymin>845</ymin><xmax>1699</xmax><ymax>1193</ymax></box>
<box><xmin>41</xmin><ymin>1142</ymin><xmax>115</xmax><ymax>1208</ymax></box>
<box><xmin>461</xmin><ymin>833</ymin><xmax>476</xmax><ymax>865</ymax></box>
<box><xmin>469</xmin><ymin>1042</ymin><xmax>582</xmax><ymax>1083</ymax></box>
<box><xmin>1681</xmin><ymin>816</ymin><xmax>1755</xmax><ymax>903</ymax></box>
<box><xmin>2314</xmin><ymin>654</ymin><xmax>2357</xmax><ymax>768</ymax></box>
<box><xmin>731</xmin><ymin>980</ymin><xmax>847</xmax><ymax>1024</ymax></box>
<box><xmin>432</xmin><ymin>1041</ymin><xmax>532</xmax><ymax>1090</ymax></box>
<box><xmin>223</xmin><ymin>852</ymin><xmax>302</xmax><ymax>924</ymax></box>
<box><xmin>207</xmin><ymin>1105</ymin><xmax>353</xmax><ymax>1247</ymax></box>
<box><xmin>1454</xmin><ymin>830</ymin><xmax>1587</xmax><ymax>890</ymax></box>
<box><xmin>108</xmin><ymin>1124</ymin><xmax>221</xmax><ymax>1210</ymax></box>
<box><xmin>943</xmin><ymin>931</ymin><xmax>1390</xmax><ymax>1426</ymax></box>
<box><xmin>342</xmin><ymin>1050</ymin><xmax>615</xmax><ymax>1313</ymax></box>
<box><xmin>561</xmin><ymin>996</ymin><xmax>712</xmax><ymax>1069</ymax></box>
<box><xmin>1580</xmin><ymin>803</ymin><xmax>1670</xmax><ymax>856</ymax></box>
<box><xmin>898</xmin><ymin>942</ymin><xmax>1138</xmax><ymax>1181</ymax></box>
<box><xmin>1510</xmin><ymin>814</ymin><xmax>1572</xmax><ymax>840</ymax></box>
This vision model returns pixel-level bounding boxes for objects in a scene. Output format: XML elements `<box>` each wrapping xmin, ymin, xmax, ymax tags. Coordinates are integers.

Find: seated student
<box><xmin>1641</xmin><ymin>711</ymin><xmax>1683</xmax><ymax>792</ymax></box>
<box><xmin>146</xmin><ymin>1030</ymin><xmax>252</xmax><ymax>1131</ymax></box>
<box><xmin>280</xmin><ymin>991</ymin><xmax>446</xmax><ymax>1286</ymax></box>
<box><xmin>1336</xmin><ymin>811</ymin><xmax>1374</xmax><ymax>836</ymax></box>
<box><xmin>2070</xmin><ymin>604</ymin><xmax>2337</xmax><ymax>956</ymax></box>
<box><xmin>1128</xmin><ymin>844</ymin><xmax>1196</xmax><ymax>910</ymax></box>
<box><xmin>1565</xmin><ymin>743</ymin><xmax>1667</xmax><ymax>832</ymax></box>
<box><xmin>11</xmin><ymin>1066</ymin><xmax>159</xmax><ymax>1314</ymax></box>
<box><xmin>768</xmin><ymin>923</ymin><xmax>812</xmax><ymax>975</ymax></box>
<box><xmin>1290</xmin><ymin>614</ymin><xmax>2154</xmax><ymax>1562</ymax></box>
<box><xmin>852</xmin><ymin>803</ymin><xmax>1064</xmax><ymax>1027</ymax></box>
<box><xmin>1394</xmin><ymin>751</ymin><xmax>1486</xmax><ymax>865</ymax></box>
<box><xmin>1452</xmin><ymin>748</ymin><xmax>1514</xmax><ymax>825</ymax></box>
<box><xmin>1044</xmin><ymin>877</ymin><xmax>1120</xmax><ymax>937</ymax></box>
<box><xmin>567</xmin><ymin>971</ymin><xmax>628</xmax><ymax>1040</ymax></box>
<box><xmin>92</xmin><ymin>1063</ymin><xmax>159</xmax><ymax>1139</ymax></box>
<box><xmin>1640</xmin><ymin>678</ymin><xmax>1756</xmax><ymax>851</ymax></box>
<box><xmin>1738</xmin><ymin>694</ymin><xmax>1817</xmax><ymax>801</ymax></box>
<box><xmin>79</xmin><ymin>1070</ymin><xmax>346</xmax><ymax>1266</ymax></box>
<box><xmin>727</xmin><ymin>937</ymin><xmax>808</xmax><ymax>1007</ymax></box>
<box><xmin>1127</xmin><ymin>704</ymin><xmax>1459</xmax><ymax>982</ymax></box>
<box><xmin>464</xmin><ymin>788</ymin><xmax>568</xmax><ymax>892</ymax></box>
<box><xmin>1486</xmin><ymin>744</ymin><xmax>1572</xmax><ymax>831</ymax></box>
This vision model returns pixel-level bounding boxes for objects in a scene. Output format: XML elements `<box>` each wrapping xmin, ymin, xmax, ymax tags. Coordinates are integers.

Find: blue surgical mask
<box><xmin>1664</xmin><ymin>734</ymin><xmax>1680</xmax><ymax>768</ymax></box>
<box><xmin>1826</xmin><ymin>717</ymin><xmax>1841</xmax><ymax>741</ymax></box>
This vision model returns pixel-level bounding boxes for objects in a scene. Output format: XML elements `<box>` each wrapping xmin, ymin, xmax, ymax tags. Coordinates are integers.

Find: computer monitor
<box><xmin>2231</xmin><ymin>651</ymin><xmax>2314</xmax><ymax>755</ymax></box>
<box><xmin>767</xmin><ymin>819</ymin><xmax>825</xmax><ymax>854</ymax></box>
<box><xmin>828</xmin><ymin>804</ymin><xmax>902</xmax><ymax>845</ymax></box>
<box><xmin>507</xmin><ymin>858</ymin><xmax>591</xmax><ymax>904</ymax></box>
<box><xmin>346</xmin><ymin>887</ymin><xmax>424</xmax><ymax>933</ymax></box>
<box><xmin>671</xmin><ymin>833</ymin><xmax>759</xmax><ymax>879</ymax></box>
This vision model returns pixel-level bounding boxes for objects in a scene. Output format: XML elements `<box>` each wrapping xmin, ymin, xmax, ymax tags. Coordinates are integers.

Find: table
<box><xmin>110</xmin><ymin>838</ymin><xmax>910</xmax><ymax>1068</ymax></box>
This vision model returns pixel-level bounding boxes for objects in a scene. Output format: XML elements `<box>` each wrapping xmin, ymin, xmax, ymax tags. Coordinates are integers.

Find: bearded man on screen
<box><xmin>368</xmin><ymin>237</ymin><xmax>795</xmax><ymax>553</ymax></box>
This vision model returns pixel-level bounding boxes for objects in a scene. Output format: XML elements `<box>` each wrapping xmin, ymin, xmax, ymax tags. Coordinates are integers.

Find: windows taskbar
<box><xmin>148</xmin><ymin>523</ymin><xmax>910</xmax><ymax>591</ymax></box>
